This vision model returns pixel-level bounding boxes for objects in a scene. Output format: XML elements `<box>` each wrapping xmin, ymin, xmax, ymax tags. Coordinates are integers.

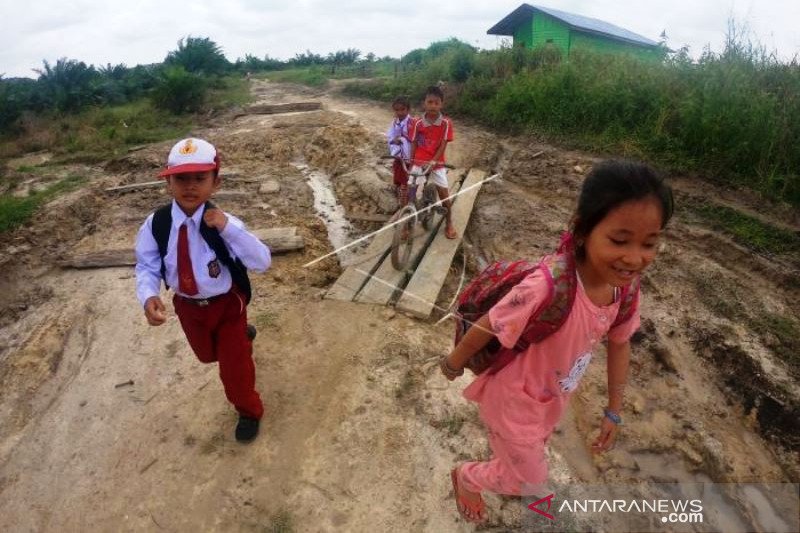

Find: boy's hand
<box><xmin>203</xmin><ymin>208</ymin><xmax>228</xmax><ymax>231</ymax></box>
<box><xmin>144</xmin><ymin>296</ymin><xmax>167</xmax><ymax>326</ymax></box>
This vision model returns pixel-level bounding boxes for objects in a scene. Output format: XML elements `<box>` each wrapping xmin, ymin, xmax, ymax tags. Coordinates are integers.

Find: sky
<box><xmin>1</xmin><ymin>0</ymin><xmax>798</xmax><ymax>78</ymax></box>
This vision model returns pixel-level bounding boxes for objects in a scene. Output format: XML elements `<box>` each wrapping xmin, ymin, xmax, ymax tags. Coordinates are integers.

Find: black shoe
<box><xmin>235</xmin><ymin>415</ymin><xmax>260</xmax><ymax>443</ymax></box>
<box><xmin>246</xmin><ymin>324</ymin><xmax>257</xmax><ymax>341</ymax></box>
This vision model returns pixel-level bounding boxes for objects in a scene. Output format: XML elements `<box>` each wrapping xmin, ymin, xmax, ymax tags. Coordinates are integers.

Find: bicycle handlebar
<box><xmin>379</xmin><ymin>155</ymin><xmax>455</xmax><ymax>170</ymax></box>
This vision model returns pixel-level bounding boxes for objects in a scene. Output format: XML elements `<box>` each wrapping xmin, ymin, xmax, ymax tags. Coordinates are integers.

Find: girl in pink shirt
<box><xmin>440</xmin><ymin>160</ymin><xmax>674</xmax><ymax>523</ymax></box>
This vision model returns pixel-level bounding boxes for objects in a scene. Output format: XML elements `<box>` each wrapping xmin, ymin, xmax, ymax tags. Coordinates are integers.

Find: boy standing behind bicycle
<box><xmin>387</xmin><ymin>96</ymin><xmax>414</xmax><ymax>206</ymax></box>
<box><xmin>409</xmin><ymin>85</ymin><xmax>457</xmax><ymax>239</ymax></box>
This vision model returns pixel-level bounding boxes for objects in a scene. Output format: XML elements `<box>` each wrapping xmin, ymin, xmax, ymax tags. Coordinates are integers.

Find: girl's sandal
<box><xmin>450</xmin><ymin>468</ymin><xmax>486</xmax><ymax>523</ymax></box>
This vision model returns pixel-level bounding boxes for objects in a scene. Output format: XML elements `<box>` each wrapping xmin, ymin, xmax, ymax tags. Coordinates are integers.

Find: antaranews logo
<box><xmin>527</xmin><ymin>493</ymin><xmax>704</xmax><ymax>525</ymax></box>
<box><xmin>528</xmin><ymin>493</ymin><xmax>556</xmax><ymax>520</ymax></box>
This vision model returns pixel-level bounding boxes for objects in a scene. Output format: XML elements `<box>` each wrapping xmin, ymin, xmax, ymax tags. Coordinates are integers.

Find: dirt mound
<box><xmin>215</xmin><ymin>132</ymin><xmax>298</xmax><ymax>169</ymax></box>
<box><xmin>304</xmin><ymin>123</ymin><xmax>372</xmax><ymax>176</ymax></box>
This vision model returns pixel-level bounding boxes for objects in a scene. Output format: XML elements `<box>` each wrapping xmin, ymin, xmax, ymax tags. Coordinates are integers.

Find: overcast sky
<box><xmin>2</xmin><ymin>0</ymin><xmax>798</xmax><ymax>78</ymax></box>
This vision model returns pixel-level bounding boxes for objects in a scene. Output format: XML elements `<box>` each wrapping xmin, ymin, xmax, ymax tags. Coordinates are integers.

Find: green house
<box><xmin>488</xmin><ymin>4</ymin><xmax>663</xmax><ymax>61</ymax></box>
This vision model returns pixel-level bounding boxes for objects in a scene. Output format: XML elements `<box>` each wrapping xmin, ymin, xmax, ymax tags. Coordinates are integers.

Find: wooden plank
<box><xmin>395</xmin><ymin>169</ymin><xmax>488</xmax><ymax>318</ymax></box>
<box><xmin>252</xmin><ymin>227</ymin><xmax>304</xmax><ymax>253</ymax></box>
<box><xmin>244</xmin><ymin>102</ymin><xmax>322</xmax><ymax>115</ymax></box>
<box><xmin>253</xmin><ymin>227</ymin><xmax>297</xmax><ymax>239</ymax></box>
<box><xmin>324</xmin><ymin>225</ymin><xmax>396</xmax><ymax>301</ymax></box>
<box><xmin>105</xmin><ymin>181</ymin><xmax>164</xmax><ymax>194</ymax></box>
<box><xmin>354</xmin><ymin>169</ymin><xmax>465</xmax><ymax>305</ymax></box>
<box><xmin>61</xmin><ymin>227</ymin><xmax>304</xmax><ymax>269</ymax></box>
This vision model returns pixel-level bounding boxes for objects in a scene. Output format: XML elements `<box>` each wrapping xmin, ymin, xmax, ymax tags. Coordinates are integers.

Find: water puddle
<box><xmin>292</xmin><ymin>159</ymin><xmax>355</xmax><ymax>263</ymax></box>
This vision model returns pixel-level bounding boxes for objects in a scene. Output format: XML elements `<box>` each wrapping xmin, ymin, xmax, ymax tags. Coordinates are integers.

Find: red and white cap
<box><xmin>159</xmin><ymin>138</ymin><xmax>219</xmax><ymax>177</ymax></box>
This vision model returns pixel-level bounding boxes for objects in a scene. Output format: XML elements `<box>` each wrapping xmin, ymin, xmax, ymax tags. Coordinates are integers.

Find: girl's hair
<box><xmin>571</xmin><ymin>160</ymin><xmax>673</xmax><ymax>259</ymax></box>
<box><xmin>392</xmin><ymin>95</ymin><xmax>410</xmax><ymax>108</ymax></box>
<box><xmin>425</xmin><ymin>85</ymin><xmax>444</xmax><ymax>101</ymax></box>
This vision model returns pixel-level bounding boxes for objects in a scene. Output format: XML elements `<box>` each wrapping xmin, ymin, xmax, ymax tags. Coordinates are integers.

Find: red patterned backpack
<box><xmin>453</xmin><ymin>233</ymin><xmax>640</xmax><ymax>375</ymax></box>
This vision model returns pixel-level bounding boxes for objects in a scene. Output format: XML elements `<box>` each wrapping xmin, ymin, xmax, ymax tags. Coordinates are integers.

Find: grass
<box><xmin>394</xmin><ymin>370</ymin><xmax>416</xmax><ymax>400</ymax></box>
<box><xmin>752</xmin><ymin>313</ymin><xmax>800</xmax><ymax>379</ymax></box>
<box><xmin>207</xmin><ymin>76</ymin><xmax>253</xmax><ymax>108</ymax></box>
<box><xmin>262</xmin><ymin>68</ymin><xmax>329</xmax><ymax>88</ymax></box>
<box><xmin>688</xmin><ymin>266</ymin><xmax>800</xmax><ymax>378</ymax></box>
<box><xmin>0</xmin><ymin>100</ymin><xmax>193</xmax><ymax>162</ymax></box>
<box><xmin>443</xmin><ymin>413</ymin><xmax>466</xmax><ymax>436</ymax></box>
<box><xmin>254</xmin><ymin>310</ymin><xmax>278</xmax><ymax>329</ymax></box>
<box><xmin>689</xmin><ymin>202</ymin><xmax>800</xmax><ymax>256</ymax></box>
<box><xmin>265</xmin><ymin>509</ymin><xmax>293</xmax><ymax>533</ymax></box>
<box><xmin>0</xmin><ymin>174</ymin><xmax>86</xmax><ymax>233</ymax></box>
<box><xmin>687</xmin><ymin>270</ymin><xmax>744</xmax><ymax>320</ymax></box>
<box><xmin>342</xmin><ymin>36</ymin><xmax>800</xmax><ymax>206</ymax></box>
<box><xmin>259</xmin><ymin>61</ymin><xmax>397</xmax><ymax>88</ymax></box>
<box><xmin>0</xmin><ymin>75</ymin><xmax>253</xmax><ymax>163</ymax></box>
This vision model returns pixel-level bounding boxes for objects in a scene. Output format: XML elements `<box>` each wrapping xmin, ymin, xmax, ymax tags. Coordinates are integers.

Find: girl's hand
<box><xmin>591</xmin><ymin>416</ymin><xmax>618</xmax><ymax>454</ymax></box>
<box><xmin>440</xmin><ymin>356</ymin><xmax>464</xmax><ymax>381</ymax></box>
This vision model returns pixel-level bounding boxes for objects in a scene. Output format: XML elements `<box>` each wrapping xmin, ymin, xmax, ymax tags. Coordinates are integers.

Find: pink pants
<box><xmin>459</xmin><ymin>428</ymin><xmax>549</xmax><ymax>496</ymax></box>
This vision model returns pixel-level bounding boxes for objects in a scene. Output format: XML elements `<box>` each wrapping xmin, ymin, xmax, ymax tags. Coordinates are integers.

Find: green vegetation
<box><xmin>152</xmin><ymin>66</ymin><xmax>208</xmax><ymax>114</ymax></box>
<box><xmin>265</xmin><ymin>509</ymin><xmax>294</xmax><ymax>533</ymax></box>
<box><xmin>753</xmin><ymin>314</ymin><xmax>800</xmax><ymax>378</ymax></box>
<box><xmin>688</xmin><ymin>268</ymin><xmax>800</xmax><ymax>378</ymax></box>
<box><xmin>344</xmin><ymin>35</ymin><xmax>800</xmax><ymax>206</ymax></box>
<box><xmin>0</xmin><ymin>175</ymin><xmax>86</xmax><ymax>233</ymax></box>
<box><xmin>263</xmin><ymin>68</ymin><xmax>329</xmax><ymax>87</ymax></box>
<box><xmin>690</xmin><ymin>203</ymin><xmax>800</xmax><ymax>256</ymax></box>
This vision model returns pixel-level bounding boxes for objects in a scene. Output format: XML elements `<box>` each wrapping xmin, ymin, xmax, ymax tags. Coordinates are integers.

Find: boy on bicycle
<box><xmin>408</xmin><ymin>85</ymin><xmax>457</xmax><ymax>239</ymax></box>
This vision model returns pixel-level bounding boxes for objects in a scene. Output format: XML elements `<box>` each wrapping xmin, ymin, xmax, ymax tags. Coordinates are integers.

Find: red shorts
<box><xmin>392</xmin><ymin>159</ymin><xmax>408</xmax><ymax>187</ymax></box>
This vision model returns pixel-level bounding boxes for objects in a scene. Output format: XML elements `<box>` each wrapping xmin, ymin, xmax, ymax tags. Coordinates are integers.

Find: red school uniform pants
<box><xmin>172</xmin><ymin>289</ymin><xmax>264</xmax><ymax>419</ymax></box>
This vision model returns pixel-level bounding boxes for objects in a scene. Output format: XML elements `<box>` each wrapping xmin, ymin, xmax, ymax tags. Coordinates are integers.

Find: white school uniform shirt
<box><xmin>386</xmin><ymin>116</ymin><xmax>413</xmax><ymax>160</ymax></box>
<box><xmin>135</xmin><ymin>201</ymin><xmax>271</xmax><ymax>307</ymax></box>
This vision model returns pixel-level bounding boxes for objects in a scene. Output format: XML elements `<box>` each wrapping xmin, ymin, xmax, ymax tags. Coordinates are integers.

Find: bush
<box><xmin>165</xmin><ymin>36</ymin><xmax>230</xmax><ymax>76</ymax></box>
<box><xmin>151</xmin><ymin>66</ymin><xmax>207</xmax><ymax>114</ymax></box>
<box><xmin>344</xmin><ymin>35</ymin><xmax>800</xmax><ymax>206</ymax></box>
<box><xmin>34</xmin><ymin>58</ymin><xmax>100</xmax><ymax>113</ymax></box>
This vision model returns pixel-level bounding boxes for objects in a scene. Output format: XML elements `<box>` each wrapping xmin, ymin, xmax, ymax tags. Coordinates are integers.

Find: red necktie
<box><xmin>178</xmin><ymin>224</ymin><xmax>199</xmax><ymax>295</ymax></box>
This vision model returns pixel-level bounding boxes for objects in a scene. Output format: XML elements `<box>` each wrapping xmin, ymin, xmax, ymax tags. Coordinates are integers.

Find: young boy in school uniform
<box><xmin>134</xmin><ymin>137</ymin><xmax>271</xmax><ymax>442</ymax></box>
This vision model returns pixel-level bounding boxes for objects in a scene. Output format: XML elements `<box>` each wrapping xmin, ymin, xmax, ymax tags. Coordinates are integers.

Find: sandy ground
<box><xmin>0</xmin><ymin>79</ymin><xmax>798</xmax><ymax>532</ymax></box>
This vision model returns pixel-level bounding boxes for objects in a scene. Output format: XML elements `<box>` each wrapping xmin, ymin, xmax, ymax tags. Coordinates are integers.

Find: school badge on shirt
<box><xmin>207</xmin><ymin>259</ymin><xmax>221</xmax><ymax>278</ymax></box>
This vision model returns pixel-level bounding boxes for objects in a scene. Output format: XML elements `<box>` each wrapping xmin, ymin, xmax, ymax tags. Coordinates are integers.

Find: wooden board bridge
<box><xmin>325</xmin><ymin>168</ymin><xmax>489</xmax><ymax>319</ymax></box>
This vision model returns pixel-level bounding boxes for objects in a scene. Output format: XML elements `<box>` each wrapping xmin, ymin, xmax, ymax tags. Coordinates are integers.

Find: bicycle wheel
<box><xmin>391</xmin><ymin>205</ymin><xmax>417</xmax><ymax>270</ymax></box>
<box><xmin>420</xmin><ymin>184</ymin><xmax>437</xmax><ymax>231</ymax></box>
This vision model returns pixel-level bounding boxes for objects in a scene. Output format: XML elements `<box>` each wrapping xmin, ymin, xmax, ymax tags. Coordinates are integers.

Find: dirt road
<box><xmin>0</xmin><ymin>79</ymin><xmax>797</xmax><ymax>532</ymax></box>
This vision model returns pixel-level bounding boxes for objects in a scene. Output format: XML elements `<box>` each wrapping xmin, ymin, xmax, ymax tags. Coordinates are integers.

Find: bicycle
<box><xmin>384</xmin><ymin>157</ymin><xmax>454</xmax><ymax>271</ymax></box>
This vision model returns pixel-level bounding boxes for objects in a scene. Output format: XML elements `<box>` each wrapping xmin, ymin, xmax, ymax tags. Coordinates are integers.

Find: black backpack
<box><xmin>151</xmin><ymin>201</ymin><xmax>252</xmax><ymax>304</ymax></box>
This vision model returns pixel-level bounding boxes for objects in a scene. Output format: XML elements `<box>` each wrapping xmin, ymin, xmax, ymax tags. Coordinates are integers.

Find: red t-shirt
<box><xmin>409</xmin><ymin>113</ymin><xmax>454</xmax><ymax>167</ymax></box>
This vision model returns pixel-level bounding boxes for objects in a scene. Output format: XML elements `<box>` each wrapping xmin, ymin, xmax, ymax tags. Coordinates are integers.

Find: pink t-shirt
<box><xmin>463</xmin><ymin>269</ymin><xmax>640</xmax><ymax>442</ymax></box>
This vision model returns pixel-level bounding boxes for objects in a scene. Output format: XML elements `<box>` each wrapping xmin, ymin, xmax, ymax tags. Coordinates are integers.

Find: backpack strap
<box><xmin>610</xmin><ymin>276</ymin><xmax>640</xmax><ymax>330</ymax></box>
<box><xmin>515</xmin><ymin>250</ymin><xmax>577</xmax><ymax>351</ymax></box>
<box><xmin>199</xmin><ymin>201</ymin><xmax>252</xmax><ymax>305</ymax></box>
<box><xmin>151</xmin><ymin>203</ymin><xmax>173</xmax><ymax>289</ymax></box>
<box><xmin>149</xmin><ymin>201</ymin><xmax>252</xmax><ymax>304</ymax></box>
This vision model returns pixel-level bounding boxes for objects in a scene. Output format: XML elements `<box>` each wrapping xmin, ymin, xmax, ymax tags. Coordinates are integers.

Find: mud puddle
<box><xmin>292</xmin><ymin>158</ymin><xmax>355</xmax><ymax>263</ymax></box>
